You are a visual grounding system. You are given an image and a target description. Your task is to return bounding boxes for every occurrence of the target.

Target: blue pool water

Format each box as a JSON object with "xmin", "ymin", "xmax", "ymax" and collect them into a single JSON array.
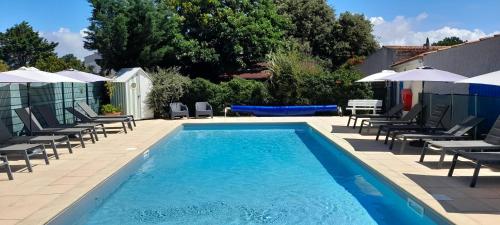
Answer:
[{"xmin": 78, "ymin": 123, "xmax": 447, "ymax": 225}]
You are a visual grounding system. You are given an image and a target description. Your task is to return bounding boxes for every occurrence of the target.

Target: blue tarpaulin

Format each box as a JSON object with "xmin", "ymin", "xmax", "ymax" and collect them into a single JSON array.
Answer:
[{"xmin": 231, "ymin": 105, "xmax": 338, "ymax": 116}]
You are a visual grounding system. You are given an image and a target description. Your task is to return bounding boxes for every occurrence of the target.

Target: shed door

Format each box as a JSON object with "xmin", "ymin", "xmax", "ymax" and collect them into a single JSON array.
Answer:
[{"xmin": 129, "ymin": 77, "xmax": 140, "ymax": 118}]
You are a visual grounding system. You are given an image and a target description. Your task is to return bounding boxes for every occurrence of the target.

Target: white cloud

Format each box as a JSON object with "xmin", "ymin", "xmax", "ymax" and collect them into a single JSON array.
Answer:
[
  {"xmin": 415, "ymin": 12, "xmax": 428, "ymax": 22},
  {"xmin": 370, "ymin": 13, "xmax": 500, "ymax": 46},
  {"xmin": 40, "ymin": 28, "xmax": 94, "ymax": 60}
]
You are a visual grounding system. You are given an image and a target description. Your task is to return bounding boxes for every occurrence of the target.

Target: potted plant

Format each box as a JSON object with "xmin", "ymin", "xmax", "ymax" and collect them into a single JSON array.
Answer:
[{"xmin": 101, "ymin": 104, "xmax": 122, "ymax": 116}]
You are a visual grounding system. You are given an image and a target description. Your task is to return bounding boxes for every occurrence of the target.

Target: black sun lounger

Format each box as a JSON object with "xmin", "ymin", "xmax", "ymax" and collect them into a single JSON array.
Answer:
[
  {"xmin": 347, "ymin": 103, "xmax": 403, "ymax": 128},
  {"xmin": 376, "ymin": 104, "xmax": 449, "ymax": 144},
  {"xmin": 448, "ymin": 152, "xmax": 500, "ymax": 187},
  {"xmin": 358, "ymin": 103, "xmax": 423, "ymax": 134},
  {"xmin": 424, "ymin": 115, "xmax": 500, "ymax": 170},
  {"xmin": 15, "ymin": 107, "xmax": 94, "ymax": 148},
  {"xmin": 390, "ymin": 116, "xmax": 483, "ymax": 154},
  {"xmin": 36, "ymin": 105, "xmax": 106, "ymax": 141},
  {"xmin": 0, "ymin": 119, "xmax": 72, "ymax": 159},
  {"xmin": 77, "ymin": 102, "xmax": 136, "ymax": 127},
  {"xmin": 66, "ymin": 107, "xmax": 132, "ymax": 133},
  {"xmin": 0, "ymin": 143, "xmax": 48, "ymax": 172}
]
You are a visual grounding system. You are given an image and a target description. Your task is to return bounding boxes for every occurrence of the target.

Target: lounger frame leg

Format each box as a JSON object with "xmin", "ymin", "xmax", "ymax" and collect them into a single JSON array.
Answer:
[
  {"xmin": 121, "ymin": 122, "xmax": 128, "ymax": 134},
  {"xmin": 470, "ymin": 162, "xmax": 482, "ymax": 187},
  {"xmin": 437, "ymin": 150, "xmax": 447, "ymax": 169},
  {"xmin": 347, "ymin": 116, "xmax": 352, "ymax": 127},
  {"xmin": 376, "ymin": 126, "xmax": 383, "ymax": 141},
  {"xmin": 89, "ymin": 131, "xmax": 96, "ymax": 144},
  {"xmin": 1, "ymin": 157, "xmax": 13, "ymax": 180},
  {"xmin": 102, "ymin": 125, "xmax": 107, "ymax": 138},
  {"xmin": 79, "ymin": 134, "xmax": 86, "ymax": 148},
  {"xmin": 41, "ymin": 146, "xmax": 49, "ymax": 165},
  {"xmin": 66, "ymin": 138, "xmax": 73, "ymax": 153},
  {"xmin": 358, "ymin": 120, "xmax": 365, "ymax": 133},
  {"xmin": 23, "ymin": 152, "xmax": 33, "ymax": 172},
  {"xmin": 353, "ymin": 117, "xmax": 358, "ymax": 129},
  {"xmin": 131, "ymin": 116, "xmax": 136, "ymax": 127},
  {"xmin": 448, "ymin": 154, "xmax": 459, "ymax": 177},
  {"xmin": 419, "ymin": 143, "xmax": 428, "ymax": 162},
  {"xmin": 92, "ymin": 128, "xmax": 99, "ymax": 141},
  {"xmin": 50, "ymin": 140, "xmax": 59, "ymax": 159}
]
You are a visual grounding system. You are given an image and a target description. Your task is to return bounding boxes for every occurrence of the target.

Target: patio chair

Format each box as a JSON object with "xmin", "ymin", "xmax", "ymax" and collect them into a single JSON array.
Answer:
[
  {"xmin": 66, "ymin": 107, "xmax": 131, "ymax": 133},
  {"xmin": 195, "ymin": 102, "xmax": 213, "ymax": 118},
  {"xmin": 347, "ymin": 103, "xmax": 403, "ymax": 128},
  {"xmin": 422, "ymin": 115, "xmax": 500, "ymax": 169},
  {"xmin": 376, "ymin": 104, "xmax": 449, "ymax": 144},
  {"xmin": 169, "ymin": 102, "xmax": 189, "ymax": 119},
  {"xmin": 358, "ymin": 103, "xmax": 423, "ymax": 134},
  {"xmin": 0, "ymin": 143, "xmax": 48, "ymax": 172},
  {"xmin": 0, "ymin": 119, "xmax": 72, "ymax": 159},
  {"xmin": 77, "ymin": 102, "xmax": 136, "ymax": 127},
  {"xmin": 0, "ymin": 155, "xmax": 13, "ymax": 180},
  {"xmin": 448, "ymin": 151, "xmax": 500, "ymax": 187},
  {"xmin": 15, "ymin": 107, "xmax": 94, "ymax": 148},
  {"xmin": 36, "ymin": 105, "xmax": 107, "ymax": 141},
  {"xmin": 390, "ymin": 116, "xmax": 483, "ymax": 153}
]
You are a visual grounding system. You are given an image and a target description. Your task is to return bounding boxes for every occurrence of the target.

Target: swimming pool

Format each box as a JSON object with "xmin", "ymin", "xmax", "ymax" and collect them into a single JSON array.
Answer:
[{"xmin": 53, "ymin": 123, "xmax": 449, "ymax": 225}]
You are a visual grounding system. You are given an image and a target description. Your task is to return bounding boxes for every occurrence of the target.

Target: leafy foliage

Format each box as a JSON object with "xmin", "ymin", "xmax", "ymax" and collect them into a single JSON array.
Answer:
[
  {"xmin": 35, "ymin": 54, "xmax": 88, "ymax": 72},
  {"xmin": 85, "ymin": 0, "xmax": 288, "ymax": 78},
  {"xmin": 100, "ymin": 103, "xmax": 121, "ymax": 113},
  {"xmin": 85, "ymin": 0, "xmax": 181, "ymax": 72},
  {"xmin": 332, "ymin": 12, "xmax": 378, "ymax": 67},
  {"xmin": 267, "ymin": 50, "xmax": 372, "ymax": 106},
  {"xmin": 0, "ymin": 21, "xmax": 58, "ymax": 69},
  {"xmin": 147, "ymin": 67, "xmax": 191, "ymax": 117},
  {"xmin": 432, "ymin": 36, "xmax": 465, "ymax": 46},
  {"xmin": 267, "ymin": 50, "xmax": 327, "ymax": 105},
  {"xmin": 276, "ymin": 1, "xmax": 378, "ymax": 68},
  {"xmin": 276, "ymin": 0, "xmax": 336, "ymax": 58},
  {"xmin": 0, "ymin": 60, "xmax": 8, "ymax": 72}
]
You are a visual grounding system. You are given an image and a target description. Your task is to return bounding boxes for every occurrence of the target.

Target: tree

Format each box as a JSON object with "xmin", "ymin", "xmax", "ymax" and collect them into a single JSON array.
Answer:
[
  {"xmin": 86, "ymin": 0, "xmax": 288, "ymax": 79},
  {"xmin": 332, "ymin": 12, "xmax": 378, "ymax": 67},
  {"xmin": 0, "ymin": 21, "xmax": 58, "ymax": 69},
  {"xmin": 160, "ymin": 0, "xmax": 288, "ymax": 78},
  {"xmin": 432, "ymin": 36, "xmax": 464, "ymax": 46},
  {"xmin": 35, "ymin": 54, "xmax": 89, "ymax": 72},
  {"xmin": 146, "ymin": 67, "xmax": 191, "ymax": 117},
  {"xmin": 276, "ymin": 1, "xmax": 377, "ymax": 68},
  {"xmin": 276, "ymin": 0, "xmax": 336, "ymax": 58},
  {"xmin": 85, "ymin": 0, "xmax": 181, "ymax": 73}
]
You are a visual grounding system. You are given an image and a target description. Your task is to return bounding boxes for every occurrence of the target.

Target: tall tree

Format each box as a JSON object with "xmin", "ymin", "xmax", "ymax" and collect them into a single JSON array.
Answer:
[
  {"xmin": 85, "ymin": 0, "xmax": 181, "ymax": 73},
  {"xmin": 35, "ymin": 54, "xmax": 89, "ymax": 72},
  {"xmin": 0, "ymin": 21, "xmax": 58, "ymax": 69},
  {"xmin": 432, "ymin": 36, "xmax": 465, "ymax": 46},
  {"xmin": 332, "ymin": 12, "xmax": 378, "ymax": 67},
  {"xmin": 160, "ymin": 0, "xmax": 288, "ymax": 78},
  {"xmin": 276, "ymin": 0, "xmax": 336, "ymax": 58}
]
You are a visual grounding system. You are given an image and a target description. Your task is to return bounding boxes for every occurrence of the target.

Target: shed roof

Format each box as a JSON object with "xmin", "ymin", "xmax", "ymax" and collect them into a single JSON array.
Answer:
[{"xmin": 114, "ymin": 67, "xmax": 150, "ymax": 82}]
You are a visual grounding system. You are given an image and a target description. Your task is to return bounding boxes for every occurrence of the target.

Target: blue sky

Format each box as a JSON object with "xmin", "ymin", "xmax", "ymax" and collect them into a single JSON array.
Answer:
[{"xmin": 1, "ymin": 0, "xmax": 499, "ymax": 59}]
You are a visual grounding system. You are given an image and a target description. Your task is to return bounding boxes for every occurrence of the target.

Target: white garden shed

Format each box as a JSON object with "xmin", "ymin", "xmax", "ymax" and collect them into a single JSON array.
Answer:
[{"xmin": 111, "ymin": 67, "xmax": 154, "ymax": 120}]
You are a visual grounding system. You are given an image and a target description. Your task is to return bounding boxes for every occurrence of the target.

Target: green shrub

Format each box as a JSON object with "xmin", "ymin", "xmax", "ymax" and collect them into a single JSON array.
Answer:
[
  {"xmin": 182, "ymin": 77, "xmax": 270, "ymax": 115},
  {"xmin": 221, "ymin": 78, "xmax": 270, "ymax": 106},
  {"xmin": 147, "ymin": 67, "xmax": 191, "ymax": 118},
  {"xmin": 100, "ymin": 104, "xmax": 120, "ymax": 114},
  {"xmin": 267, "ymin": 50, "xmax": 326, "ymax": 105},
  {"xmin": 182, "ymin": 78, "xmax": 221, "ymax": 114}
]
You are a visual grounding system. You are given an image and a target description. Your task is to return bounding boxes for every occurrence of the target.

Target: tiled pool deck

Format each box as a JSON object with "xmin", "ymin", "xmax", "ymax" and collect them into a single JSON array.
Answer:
[{"xmin": 1, "ymin": 117, "xmax": 499, "ymax": 224}]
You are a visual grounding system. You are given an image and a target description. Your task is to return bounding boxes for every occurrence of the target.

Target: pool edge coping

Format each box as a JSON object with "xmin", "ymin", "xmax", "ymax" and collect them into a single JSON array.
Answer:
[{"xmin": 19, "ymin": 120, "xmax": 473, "ymax": 225}]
